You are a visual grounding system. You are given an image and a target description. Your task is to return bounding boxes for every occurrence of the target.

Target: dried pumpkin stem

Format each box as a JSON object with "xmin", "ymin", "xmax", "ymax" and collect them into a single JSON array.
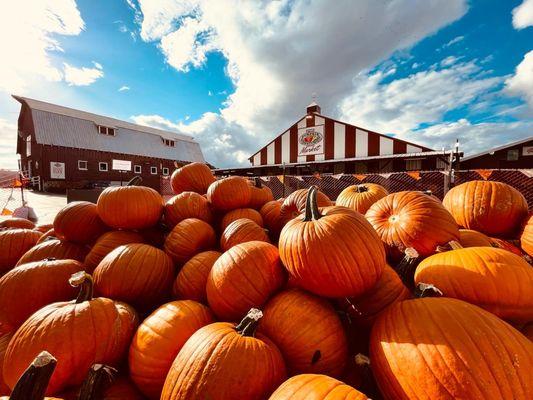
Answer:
[
  {"xmin": 448, "ymin": 240, "xmax": 463, "ymax": 250},
  {"xmin": 127, "ymin": 176, "xmax": 143, "ymax": 186},
  {"xmin": 415, "ymin": 282, "xmax": 443, "ymax": 298},
  {"xmin": 77, "ymin": 364, "xmax": 117, "ymax": 400},
  {"xmin": 254, "ymin": 177, "xmax": 263, "ymax": 188},
  {"xmin": 395, "ymin": 247, "xmax": 420, "ymax": 288},
  {"xmin": 303, "ymin": 186, "xmax": 322, "ymax": 221},
  {"xmin": 10, "ymin": 351, "xmax": 57, "ymax": 400},
  {"xmin": 356, "ymin": 185, "xmax": 368, "ymax": 193},
  {"xmin": 235, "ymin": 308, "xmax": 263, "ymax": 337},
  {"xmin": 70, "ymin": 271, "xmax": 94, "ymax": 303}
]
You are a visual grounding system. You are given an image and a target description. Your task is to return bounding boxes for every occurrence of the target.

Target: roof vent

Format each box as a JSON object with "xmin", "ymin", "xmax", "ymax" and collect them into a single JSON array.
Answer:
[{"xmin": 306, "ymin": 101, "xmax": 321, "ymax": 115}]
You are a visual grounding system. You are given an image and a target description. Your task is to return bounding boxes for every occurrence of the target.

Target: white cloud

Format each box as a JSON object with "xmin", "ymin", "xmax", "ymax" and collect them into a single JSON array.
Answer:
[
  {"xmin": 441, "ymin": 55, "xmax": 459, "ymax": 66},
  {"xmin": 119, "ymin": 85, "xmax": 131, "ymax": 92},
  {"xmin": 63, "ymin": 62, "xmax": 104, "ymax": 86},
  {"xmin": 444, "ymin": 35, "xmax": 464, "ymax": 47},
  {"xmin": 512, "ymin": 0, "xmax": 533, "ymax": 29},
  {"xmin": 505, "ymin": 50, "xmax": 533, "ymax": 111}
]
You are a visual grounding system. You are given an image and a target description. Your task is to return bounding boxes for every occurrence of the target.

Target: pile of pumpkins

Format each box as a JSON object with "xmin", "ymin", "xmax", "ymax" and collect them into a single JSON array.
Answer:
[{"xmin": 0, "ymin": 161, "xmax": 532, "ymax": 400}]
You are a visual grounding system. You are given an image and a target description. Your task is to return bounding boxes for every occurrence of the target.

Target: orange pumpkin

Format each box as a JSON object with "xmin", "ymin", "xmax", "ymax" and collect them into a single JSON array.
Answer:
[
  {"xmin": 458, "ymin": 229, "xmax": 493, "ymax": 247},
  {"xmin": 370, "ymin": 297, "xmax": 533, "ymax": 399},
  {"xmin": 220, "ymin": 208, "xmax": 263, "ymax": 232},
  {"xmin": 207, "ymin": 176, "xmax": 251, "ymax": 211},
  {"xmin": 207, "ymin": 241, "xmax": 286, "ymax": 320},
  {"xmin": 161, "ymin": 309, "xmax": 286, "ymax": 400},
  {"xmin": 3, "ymin": 272, "xmax": 138, "ymax": 395},
  {"xmin": 248, "ymin": 178, "xmax": 274, "ymax": 209},
  {"xmin": 220, "ymin": 218, "xmax": 270, "ymax": 251},
  {"xmin": 0, "ymin": 332, "xmax": 12, "ymax": 395},
  {"xmin": 366, "ymin": 191, "xmax": 459, "ymax": 257},
  {"xmin": 279, "ymin": 187, "xmax": 385, "ymax": 298},
  {"xmin": 0, "ymin": 229, "xmax": 42, "ymax": 273},
  {"xmin": 172, "ymin": 251, "xmax": 221, "ymax": 303},
  {"xmin": 489, "ymin": 237, "xmax": 523, "ymax": 256},
  {"xmin": 34, "ymin": 223, "xmax": 53, "ymax": 233},
  {"xmin": 84, "ymin": 230, "xmax": 144, "ymax": 272},
  {"xmin": 93, "ymin": 244, "xmax": 175, "ymax": 310},
  {"xmin": 336, "ymin": 184, "xmax": 388, "ymax": 214},
  {"xmin": 36, "ymin": 228, "xmax": 57, "ymax": 244},
  {"xmin": 279, "ymin": 189, "xmax": 332, "ymax": 224},
  {"xmin": 259, "ymin": 289, "xmax": 348, "ymax": 377},
  {"xmin": 0, "ymin": 217, "xmax": 35, "ymax": 230},
  {"xmin": 164, "ymin": 192, "xmax": 213, "ymax": 228},
  {"xmin": 521, "ymin": 214, "xmax": 533, "ymax": 257},
  {"xmin": 260, "ymin": 200, "xmax": 284, "ymax": 238},
  {"xmin": 16, "ymin": 239, "xmax": 89, "ymax": 266},
  {"xmin": 53, "ymin": 201, "xmax": 107, "ymax": 244},
  {"xmin": 443, "ymin": 180, "xmax": 528, "ymax": 237},
  {"xmin": 170, "ymin": 162, "xmax": 215, "ymax": 195},
  {"xmin": 268, "ymin": 374, "xmax": 368, "ymax": 400},
  {"xmin": 129, "ymin": 300, "xmax": 214, "ymax": 399},
  {"xmin": 164, "ymin": 218, "xmax": 216, "ymax": 264}
]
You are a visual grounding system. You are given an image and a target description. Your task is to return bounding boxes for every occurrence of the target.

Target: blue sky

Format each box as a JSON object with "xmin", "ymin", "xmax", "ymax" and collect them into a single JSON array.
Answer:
[{"xmin": 0, "ymin": 0, "xmax": 532, "ymax": 169}]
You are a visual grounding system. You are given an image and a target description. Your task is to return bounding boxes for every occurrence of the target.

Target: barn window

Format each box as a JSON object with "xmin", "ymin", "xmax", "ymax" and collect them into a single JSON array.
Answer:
[
  {"xmin": 406, "ymin": 159, "xmax": 422, "ymax": 171},
  {"xmin": 163, "ymin": 139, "xmax": 175, "ymax": 147},
  {"xmin": 98, "ymin": 126, "xmax": 116, "ymax": 136},
  {"xmin": 162, "ymin": 167, "xmax": 170, "ymax": 176},
  {"xmin": 134, "ymin": 165, "xmax": 142, "ymax": 174},
  {"xmin": 99, "ymin": 162, "xmax": 108, "ymax": 172},
  {"xmin": 78, "ymin": 160, "xmax": 88, "ymax": 170},
  {"xmin": 26, "ymin": 136, "xmax": 31, "ymax": 156},
  {"xmin": 150, "ymin": 166, "xmax": 158, "ymax": 175}
]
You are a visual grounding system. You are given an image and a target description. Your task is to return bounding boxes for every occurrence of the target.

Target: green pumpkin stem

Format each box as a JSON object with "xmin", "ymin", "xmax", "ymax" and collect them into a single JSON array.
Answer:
[
  {"xmin": 395, "ymin": 247, "xmax": 420, "ymax": 288},
  {"xmin": 356, "ymin": 185, "xmax": 368, "ymax": 193},
  {"xmin": 303, "ymin": 186, "xmax": 322, "ymax": 221},
  {"xmin": 127, "ymin": 176, "xmax": 143, "ymax": 186},
  {"xmin": 70, "ymin": 271, "xmax": 94, "ymax": 303},
  {"xmin": 77, "ymin": 364, "xmax": 117, "ymax": 400},
  {"xmin": 9, "ymin": 351, "xmax": 57, "ymax": 400},
  {"xmin": 235, "ymin": 308, "xmax": 263, "ymax": 337},
  {"xmin": 415, "ymin": 282, "xmax": 443, "ymax": 298}
]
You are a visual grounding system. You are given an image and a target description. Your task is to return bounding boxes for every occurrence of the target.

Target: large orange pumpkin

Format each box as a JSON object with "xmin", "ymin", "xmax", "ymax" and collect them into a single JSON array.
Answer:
[
  {"xmin": 220, "ymin": 208, "xmax": 263, "ymax": 232},
  {"xmin": 260, "ymin": 200, "xmax": 284, "ymax": 238},
  {"xmin": 366, "ymin": 191, "xmax": 459, "ymax": 257},
  {"xmin": 279, "ymin": 188, "xmax": 332, "ymax": 224},
  {"xmin": 3, "ymin": 272, "xmax": 138, "ymax": 395},
  {"xmin": 220, "ymin": 218, "xmax": 270, "ymax": 251},
  {"xmin": 458, "ymin": 229, "xmax": 493, "ymax": 247},
  {"xmin": 0, "ymin": 332, "xmax": 12, "ymax": 395},
  {"xmin": 161, "ymin": 308, "xmax": 286, "ymax": 400},
  {"xmin": 259, "ymin": 289, "xmax": 348, "ymax": 377},
  {"xmin": 521, "ymin": 214, "xmax": 533, "ymax": 257},
  {"xmin": 207, "ymin": 177, "xmax": 251, "ymax": 211},
  {"xmin": 170, "ymin": 162, "xmax": 215, "ymax": 194},
  {"xmin": 93, "ymin": 244, "xmax": 174, "ymax": 310},
  {"xmin": 443, "ymin": 180, "xmax": 528, "ymax": 237},
  {"xmin": 248, "ymin": 178, "xmax": 274, "ymax": 210},
  {"xmin": 172, "ymin": 251, "xmax": 221, "ymax": 303},
  {"xmin": 336, "ymin": 183, "xmax": 388, "ymax": 214},
  {"xmin": 129, "ymin": 300, "xmax": 214, "ymax": 399},
  {"xmin": 16, "ymin": 239, "xmax": 89, "ymax": 266},
  {"xmin": 53, "ymin": 201, "xmax": 107, "ymax": 244},
  {"xmin": 207, "ymin": 241, "xmax": 286, "ymax": 320},
  {"xmin": 164, "ymin": 192, "xmax": 213, "ymax": 228},
  {"xmin": 164, "ymin": 218, "xmax": 216, "ymax": 264},
  {"xmin": 268, "ymin": 374, "xmax": 368, "ymax": 400},
  {"xmin": 0, "ymin": 259, "xmax": 81, "ymax": 332},
  {"xmin": 84, "ymin": 230, "xmax": 144, "ymax": 272},
  {"xmin": 279, "ymin": 187, "xmax": 385, "ymax": 298},
  {"xmin": 0, "ymin": 217, "xmax": 35, "ymax": 230},
  {"xmin": 0, "ymin": 229, "xmax": 42, "ymax": 273},
  {"xmin": 414, "ymin": 246, "xmax": 533, "ymax": 323},
  {"xmin": 370, "ymin": 297, "xmax": 533, "ymax": 399}
]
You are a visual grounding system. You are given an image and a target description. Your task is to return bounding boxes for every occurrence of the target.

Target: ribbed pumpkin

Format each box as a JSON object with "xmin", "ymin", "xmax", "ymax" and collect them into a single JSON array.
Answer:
[
  {"xmin": 97, "ymin": 181, "xmax": 163, "ymax": 229},
  {"xmin": 259, "ymin": 289, "xmax": 348, "ymax": 377},
  {"xmin": 260, "ymin": 200, "xmax": 284, "ymax": 237},
  {"xmin": 279, "ymin": 188, "xmax": 332, "ymax": 224},
  {"xmin": 336, "ymin": 184, "xmax": 388, "ymax": 214},
  {"xmin": 36, "ymin": 228, "xmax": 57, "ymax": 244},
  {"xmin": 207, "ymin": 177, "xmax": 251, "ymax": 211},
  {"xmin": 34, "ymin": 223, "xmax": 53, "ymax": 233},
  {"xmin": 414, "ymin": 246, "xmax": 533, "ymax": 323},
  {"xmin": 16, "ymin": 239, "xmax": 89, "ymax": 266},
  {"xmin": 268, "ymin": 374, "xmax": 368, "ymax": 400},
  {"xmin": 521, "ymin": 214, "xmax": 533, "ymax": 257},
  {"xmin": 207, "ymin": 241, "xmax": 285, "ymax": 320},
  {"xmin": 53, "ymin": 201, "xmax": 107, "ymax": 244},
  {"xmin": 0, "ymin": 229, "xmax": 42, "ymax": 273},
  {"xmin": 84, "ymin": 230, "xmax": 144, "ymax": 272},
  {"xmin": 248, "ymin": 178, "xmax": 274, "ymax": 209},
  {"xmin": 279, "ymin": 187, "xmax": 385, "ymax": 298},
  {"xmin": 220, "ymin": 218, "xmax": 270, "ymax": 251},
  {"xmin": 93, "ymin": 244, "xmax": 174, "ymax": 310},
  {"xmin": 3, "ymin": 272, "xmax": 138, "ymax": 395},
  {"xmin": 0, "ymin": 332, "xmax": 12, "ymax": 395},
  {"xmin": 170, "ymin": 162, "xmax": 215, "ymax": 194},
  {"xmin": 458, "ymin": 229, "xmax": 493, "ymax": 247},
  {"xmin": 370, "ymin": 297, "xmax": 533, "ymax": 399},
  {"xmin": 443, "ymin": 180, "xmax": 528, "ymax": 236},
  {"xmin": 161, "ymin": 309, "xmax": 286, "ymax": 400},
  {"xmin": 0, "ymin": 217, "xmax": 35, "ymax": 230},
  {"xmin": 164, "ymin": 218, "xmax": 216, "ymax": 264},
  {"xmin": 0, "ymin": 259, "xmax": 81, "ymax": 332},
  {"xmin": 172, "ymin": 251, "xmax": 221, "ymax": 303},
  {"xmin": 366, "ymin": 191, "xmax": 459, "ymax": 257},
  {"xmin": 129, "ymin": 300, "xmax": 214, "ymax": 399},
  {"xmin": 220, "ymin": 208, "xmax": 263, "ymax": 232},
  {"xmin": 164, "ymin": 192, "xmax": 213, "ymax": 227}
]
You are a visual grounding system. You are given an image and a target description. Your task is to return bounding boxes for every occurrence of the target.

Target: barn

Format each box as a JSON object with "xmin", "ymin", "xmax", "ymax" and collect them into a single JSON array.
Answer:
[
  {"xmin": 461, "ymin": 136, "xmax": 533, "ymax": 170},
  {"xmin": 13, "ymin": 95, "xmax": 205, "ymax": 191}
]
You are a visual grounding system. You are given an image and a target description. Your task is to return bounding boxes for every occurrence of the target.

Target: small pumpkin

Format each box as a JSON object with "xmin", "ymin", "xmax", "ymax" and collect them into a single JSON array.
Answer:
[
  {"xmin": 53, "ymin": 201, "xmax": 107, "ymax": 244},
  {"xmin": 248, "ymin": 178, "xmax": 274, "ymax": 209},
  {"xmin": 279, "ymin": 189, "xmax": 332, "ymax": 224},
  {"xmin": 220, "ymin": 208, "xmax": 263, "ymax": 232},
  {"xmin": 0, "ymin": 217, "xmax": 35, "ymax": 230},
  {"xmin": 164, "ymin": 192, "xmax": 213, "ymax": 228},
  {"xmin": 458, "ymin": 229, "xmax": 493, "ymax": 247},
  {"xmin": 521, "ymin": 214, "xmax": 533, "ymax": 257},
  {"xmin": 170, "ymin": 162, "xmax": 215, "ymax": 195},
  {"xmin": 220, "ymin": 218, "xmax": 270, "ymax": 251},
  {"xmin": 0, "ymin": 332, "xmax": 12, "ymax": 395},
  {"xmin": 336, "ymin": 183, "xmax": 388, "ymax": 214},
  {"xmin": 207, "ymin": 177, "xmax": 251, "ymax": 211},
  {"xmin": 268, "ymin": 374, "xmax": 368, "ymax": 400},
  {"xmin": 172, "ymin": 251, "xmax": 221, "ymax": 303},
  {"xmin": 260, "ymin": 200, "xmax": 284, "ymax": 238},
  {"xmin": 84, "ymin": 230, "xmax": 144, "ymax": 272},
  {"xmin": 16, "ymin": 239, "xmax": 89, "ymax": 266},
  {"xmin": 164, "ymin": 218, "xmax": 216, "ymax": 264},
  {"xmin": 0, "ymin": 229, "xmax": 42, "ymax": 273}
]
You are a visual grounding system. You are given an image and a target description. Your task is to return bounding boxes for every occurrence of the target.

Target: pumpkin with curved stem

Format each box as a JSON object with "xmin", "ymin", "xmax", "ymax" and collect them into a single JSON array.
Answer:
[
  {"xmin": 36, "ymin": 228, "xmax": 57, "ymax": 244},
  {"xmin": 260, "ymin": 200, "xmax": 284, "ymax": 238},
  {"xmin": 207, "ymin": 241, "xmax": 285, "ymax": 320},
  {"xmin": 0, "ymin": 229, "xmax": 42, "ymax": 273},
  {"xmin": 16, "ymin": 239, "xmax": 89, "ymax": 266},
  {"xmin": 521, "ymin": 214, "xmax": 533, "ymax": 257},
  {"xmin": 164, "ymin": 192, "xmax": 213, "ymax": 228},
  {"xmin": 161, "ymin": 308, "xmax": 286, "ymax": 400},
  {"xmin": 268, "ymin": 374, "xmax": 368, "ymax": 400},
  {"xmin": 370, "ymin": 297, "xmax": 533, "ymax": 399},
  {"xmin": 164, "ymin": 218, "xmax": 216, "ymax": 264},
  {"xmin": 0, "ymin": 217, "xmax": 35, "ymax": 230},
  {"xmin": 129, "ymin": 300, "xmax": 214, "ymax": 399},
  {"xmin": 458, "ymin": 229, "xmax": 493, "ymax": 247},
  {"xmin": 248, "ymin": 178, "xmax": 274, "ymax": 209},
  {"xmin": 84, "ymin": 230, "xmax": 144, "ymax": 272},
  {"xmin": 366, "ymin": 191, "xmax": 459, "ymax": 258},
  {"xmin": 220, "ymin": 218, "xmax": 270, "ymax": 251},
  {"xmin": 414, "ymin": 246, "xmax": 533, "ymax": 323},
  {"xmin": 220, "ymin": 208, "xmax": 263, "ymax": 232},
  {"xmin": 489, "ymin": 237, "xmax": 523, "ymax": 256},
  {"xmin": 443, "ymin": 180, "xmax": 528, "ymax": 236},
  {"xmin": 93, "ymin": 244, "xmax": 174, "ymax": 310},
  {"xmin": 279, "ymin": 188, "xmax": 332, "ymax": 224},
  {"xmin": 170, "ymin": 162, "xmax": 215, "ymax": 195},
  {"xmin": 3, "ymin": 271, "xmax": 138, "ymax": 395},
  {"xmin": 259, "ymin": 289, "xmax": 348, "ymax": 377},
  {"xmin": 0, "ymin": 332, "xmax": 12, "ymax": 395},
  {"xmin": 207, "ymin": 176, "xmax": 251, "ymax": 211},
  {"xmin": 336, "ymin": 183, "xmax": 388, "ymax": 214},
  {"xmin": 53, "ymin": 201, "xmax": 107, "ymax": 244},
  {"xmin": 172, "ymin": 251, "xmax": 221, "ymax": 302},
  {"xmin": 279, "ymin": 187, "xmax": 385, "ymax": 298}
]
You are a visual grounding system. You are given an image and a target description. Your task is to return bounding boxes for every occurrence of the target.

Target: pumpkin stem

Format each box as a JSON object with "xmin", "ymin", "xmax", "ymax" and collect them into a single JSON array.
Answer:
[
  {"xmin": 356, "ymin": 185, "xmax": 368, "ymax": 193},
  {"xmin": 70, "ymin": 271, "xmax": 94, "ymax": 303},
  {"xmin": 254, "ymin": 177, "xmax": 263, "ymax": 188},
  {"xmin": 127, "ymin": 176, "xmax": 143, "ymax": 186},
  {"xmin": 77, "ymin": 364, "xmax": 117, "ymax": 400},
  {"xmin": 9, "ymin": 351, "xmax": 57, "ymax": 400},
  {"xmin": 235, "ymin": 308, "xmax": 263, "ymax": 337},
  {"xmin": 421, "ymin": 190, "xmax": 433, "ymax": 196},
  {"xmin": 353, "ymin": 353, "xmax": 381, "ymax": 399},
  {"xmin": 303, "ymin": 186, "xmax": 322, "ymax": 221},
  {"xmin": 395, "ymin": 247, "xmax": 420, "ymax": 288},
  {"xmin": 448, "ymin": 240, "xmax": 463, "ymax": 250},
  {"xmin": 415, "ymin": 282, "xmax": 443, "ymax": 298}
]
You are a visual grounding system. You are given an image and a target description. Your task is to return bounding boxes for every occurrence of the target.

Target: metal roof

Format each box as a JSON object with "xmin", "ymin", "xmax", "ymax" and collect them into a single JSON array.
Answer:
[
  {"xmin": 461, "ymin": 135, "xmax": 533, "ymax": 161},
  {"xmin": 13, "ymin": 95, "xmax": 205, "ymax": 162}
]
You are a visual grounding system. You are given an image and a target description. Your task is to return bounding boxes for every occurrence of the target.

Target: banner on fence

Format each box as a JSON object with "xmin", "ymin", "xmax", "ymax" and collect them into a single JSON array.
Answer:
[
  {"xmin": 474, "ymin": 169, "xmax": 493, "ymax": 180},
  {"xmin": 353, "ymin": 174, "xmax": 366, "ymax": 181},
  {"xmin": 407, "ymin": 171, "xmax": 421, "ymax": 180}
]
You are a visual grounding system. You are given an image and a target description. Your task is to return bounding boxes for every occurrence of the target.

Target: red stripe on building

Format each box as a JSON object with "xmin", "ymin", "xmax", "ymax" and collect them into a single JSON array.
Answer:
[
  {"xmin": 274, "ymin": 136, "xmax": 282, "ymax": 164},
  {"xmin": 393, "ymin": 139, "xmax": 407, "ymax": 154},
  {"xmin": 289, "ymin": 124, "xmax": 298, "ymax": 163},
  {"xmin": 368, "ymin": 133, "xmax": 380, "ymax": 156},
  {"xmin": 260, "ymin": 147, "xmax": 267, "ymax": 165},
  {"xmin": 345, "ymin": 125, "xmax": 355, "ymax": 158},
  {"xmin": 325, "ymin": 118, "xmax": 335, "ymax": 159}
]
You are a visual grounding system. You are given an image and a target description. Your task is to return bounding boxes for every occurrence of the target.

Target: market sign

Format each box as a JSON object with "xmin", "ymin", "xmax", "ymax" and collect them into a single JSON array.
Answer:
[
  {"xmin": 523, "ymin": 146, "xmax": 533, "ymax": 156},
  {"xmin": 50, "ymin": 162, "xmax": 65, "ymax": 179},
  {"xmin": 112, "ymin": 159, "xmax": 132, "ymax": 171},
  {"xmin": 297, "ymin": 125, "xmax": 324, "ymax": 156}
]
